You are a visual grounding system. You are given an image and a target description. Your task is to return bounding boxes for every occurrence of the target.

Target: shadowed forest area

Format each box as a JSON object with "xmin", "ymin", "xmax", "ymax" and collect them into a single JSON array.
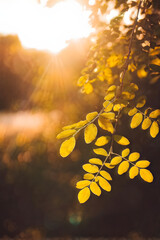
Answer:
[{"xmin": 0, "ymin": 0, "xmax": 160, "ymax": 239}]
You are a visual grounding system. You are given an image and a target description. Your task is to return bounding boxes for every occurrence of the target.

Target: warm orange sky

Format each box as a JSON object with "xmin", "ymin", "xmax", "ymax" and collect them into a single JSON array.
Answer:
[{"xmin": 0, "ymin": 0, "xmax": 93, "ymax": 53}]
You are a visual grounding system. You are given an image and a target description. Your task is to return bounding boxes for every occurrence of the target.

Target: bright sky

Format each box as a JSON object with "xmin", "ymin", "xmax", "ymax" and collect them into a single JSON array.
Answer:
[{"xmin": 0, "ymin": 0, "xmax": 93, "ymax": 53}]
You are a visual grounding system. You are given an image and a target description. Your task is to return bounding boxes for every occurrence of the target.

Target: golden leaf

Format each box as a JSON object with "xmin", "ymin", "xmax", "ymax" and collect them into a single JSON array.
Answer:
[
  {"xmin": 77, "ymin": 75, "xmax": 87, "ymax": 87},
  {"xmin": 84, "ymin": 123, "xmax": 98, "ymax": 144},
  {"xmin": 107, "ymin": 85, "xmax": 116, "ymax": 92},
  {"xmin": 136, "ymin": 160, "xmax": 150, "ymax": 168},
  {"xmin": 150, "ymin": 121, "xmax": 159, "ymax": 138},
  {"xmin": 76, "ymin": 180, "xmax": 90, "ymax": 189},
  {"xmin": 83, "ymin": 163, "xmax": 99, "ymax": 173},
  {"xmin": 142, "ymin": 117, "xmax": 152, "ymax": 130},
  {"xmin": 95, "ymin": 136, "xmax": 111, "ymax": 146},
  {"xmin": 104, "ymin": 92, "xmax": 115, "ymax": 101},
  {"xmin": 100, "ymin": 170, "xmax": 112, "ymax": 180},
  {"xmin": 89, "ymin": 158, "xmax": 103, "ymax": 165},
  {"xmin": 83, "ymin": 173, "xmax": 94, "ymax": 180},
  {"xmin": 129, "ymin": 166, "xmax": 139, "ymax": 179},
  {"xmin": 140, "ymin": 169, "xmax": 153, "ymax": 183},
  {"xmin": 110, "ymin": 156, "xmax": 122, "ymax": 165},
  {"xmin": 105, "ymin": 163, "xmax": 115, "ymax": 169},
  {"xmin": 136, "ymin": 96, "xmax": 146, "ymax": 108},
  {"xmin": 98, "ymin": 116, "xmax": 114, "ymax": 133},
  {"xmin": 130, "ymin": 113, "xmax": 143, "ymax": 129},
  {"xmin": 98, "ymin": 176, "xmax": 111, "ymax": 192},
  {"xmin": 84, "ymin": 83, "xmax": 93, "ymax": 94},
  {"xmin": 114, "ymin": 135, "xmax": 130, "ymax": 145},
  {"xmin": 121, "ymin": 148, "xmax": 130, "ymax": 158},
  {"xmin": 56, "ymin": 129, "xmax": 76, "ymax": 139},
  {"xmin": 128, "ymin": 107, "xmax": 137, "ymax": 116},
  {"xmin": 129, "ymin": 152, "xmax": 140, "ymax": 162},
  {"xmin": 60, "ymin": 137, "xmax": 76, "ymax": 158},
  {"xmin": 86, "ymin": 112, "xmax": 98, "ymax": 122},
  {"xmin": 90, "ymin": 182, "xmax": 101, "ymax": 196},
  {"xmin": 149, "ymin": 109, "xmax": 160, "ymax": 118},
  {"xmin": 93, "ymin": 148, "xmax": 108, "ymax": 156},
  {"xmin": 101, "ymin": 112, "xmax": 115, "ymax": 120},
  {"xmin": 118, "ymin": 161, "xmax": 129, "ymax": 175},
  {"xmin": 78, "ymin": 187, "xmax": 90, "ymax": 203}
]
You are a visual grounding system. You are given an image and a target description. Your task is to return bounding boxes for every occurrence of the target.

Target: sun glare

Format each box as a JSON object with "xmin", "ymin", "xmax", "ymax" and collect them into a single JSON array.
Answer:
[{"xmin": 0, "ymin": 0, "xmax": 93, "ymax": 53}]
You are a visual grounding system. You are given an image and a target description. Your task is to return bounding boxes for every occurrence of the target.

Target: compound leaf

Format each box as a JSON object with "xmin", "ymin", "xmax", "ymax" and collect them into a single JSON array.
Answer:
[
  {"xmin": 98, "ymin": 176, "xmax": 111, "ymax": 192},
  {"xmin": 110, "ymin": 156, "xmax": 122, "ymax": 165},
  {"xmin": 84, "ymin": 123, "xmax": 98, "ymax": 144},
  {"xmin": 142, "ymin": 117, "xmax": 152, "ymax": 130},
  {"xmin": 56, "ymin": 129, "xmax": 76, "ymax": 139},
  {"xmin": 140, "ymin": 169, "xmax": 153, "ymax": 183},
  {"xmin": 129, "ymin": 152, "xmax": 140, "ymax": 162},
  {"xmin": 122, "ymin": 148, "xmax": 130, "ymax": 158},
  {"xmin": 83, "ymin": 163, "xmax": 99, "ymax": 173},
  {"xmin": 86, "ymin": 112, "xmax": 98, "ymax": 121},
  {"xmin": 95, "ymin": 136, "xmax": 111, "ymax": 146},
  {"xmin": 76, "ymin": 180, "xmax": 90, "ymax": 189},
  {"xmin": 130, "ymin": 113, "xmax": 143, "ymax": 128},
  {"xmin": 90, "ymin": 182, "xmax": 101, "ymax": 196},
  {"xmin": 129, "ymin": 166, "xmax": 139, "ymax": 179},
  {"xmin": 136, "ymin": 160, "xmax": 150, "ymax": 168},
  {"xmin": 100, "ymin": 170, "xmax": 112, "ymax": 180},
  {"xmin": 78, "ymin": 187, "xmax": 90, "ymax": 203},
  {"xmin": 93, "ymin": 148, "xmax": 108, "ymax": 156},
  {"xmin": 118, "ymin": 161, "xmax": 129, "ymax": 175},
  {"xmin": 150, "ymin": 121, "xmax": 159, "ymax": 138},
  {"xmin": 89, "ymin": 158, "xmax": 103, "ymax": 165},
  {"xmin": 114, "ymin": 135, "xmax": 130, "ymax": 145},
  {"xmin": 60, "ymin": 137, "xmax": 76, "ymax": 158}
]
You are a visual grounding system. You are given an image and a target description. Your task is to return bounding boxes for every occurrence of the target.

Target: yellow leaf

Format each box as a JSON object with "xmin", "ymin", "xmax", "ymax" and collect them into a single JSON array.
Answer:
[
  {"xmin": 149, "ymin": 109, "xmax": 160, "ymax": 118},
  {"xmin": 98, "ymin": 176, "xmax": 111, "ymax": 192},
  {"xmin": 90, "ymin": 182, "xmax": 101, "ymax": 196},
  {"xmin": 137, "ymin": 66, "xmax": 148, "ymax": 78},
  {"xmin": 95, "ymin": 136, "xmax": 111, "ymax": 146},
  {"xmin": 104, "ymin": 103, "xmax": 113, "ymax": 112},
  {"xmin": 122, "ymin": 91, "xmax": 135, "ymax": 100},
  {"xmin": 136, "ymin": 96, "xmax": 146, "ymax": 108},
  {"xmin": 142, "ymin": 117, "xmax": 152, "ymax": 130},
  {"xmin": 107, "ymin": 85, "xmax": 116, "ymax": 92},
  {"xmin": 56, "ymin": 129, "xmax": 76, "ymax": 139},
  {"xmin": 136, "ymin": 160, "xmax": 150, "ymax": 168},
  {"xmin": 76, "ymin": 180, "xmax": 90, "ymax": 189},
  {"xmin": 128, "ymin": 108, "xmax": 137, "ymax": 116},
  {"xmin": 101, "ymin": 112, "xmax": 115, "ymax": 120},
  {"xmin": 129, "ymin": 166, "xmax": 139, "ymax": 179},
  {"xmin": 60, "ymin": 137, "xmax": 76, "ymax": 158},
  {"xmin": 130, "ymin": 83, "xmax": 139, "ymax": 91},
  {"xmin": 78, "ymin": 187, "xmax": 90, "ymax": 203},
  {"xmin": 104, "ymin": 92, "xmax": 115, "ymax": 101},
  {"xmin": 105, "ymin": 163, "xmax": 115, "ymax": 169},
  {"xmin": 150, "ymin": 121, "xmax": 159, "ymax": 138},
  {"xmin": 93, "ymin": 148, "xmax": 108, "ymax": 156},
  {"xmin": 100, "ymin": 170, "xmax": 112, "ymax": 180},
  {"xmin": 83, "ymin": 173, "xmax": 94, "ymax": 180},
  {"xmin": 77, "ymin": 75, "xmax": 87, "ymax": 86},
  {"xmin": 83, "ymin": 163, "xmax": 99, "ymax": 173},
  {"xmin": 129, "ymin": 152, "xmax": 140, "ymax": 162},
  {"xmin": 86, "ymin": 112, "xmax": 98, "ymax": 122},
  {"xmin": 110, "ymin": 156, "xmax": 122, "ymax": 165},
  {"xmin": 113, "ymin": 104, "xmax": 122, "ymax": 112},
  {"xmin": 130, "ymin": 113, "xmax": 143, "ymax": 129},
  {"xmin": 118, "ymin": 161, "xmax": 129, "ymax": 175},
  {"xmin": 98, "ymin": 116, "xmax": 114, "ymax": 133},
  {"xmin": 84, "ymin": 83, "xmax": 93, "ymax": 94},
  {"xmin": 140, "ymin": 169, "xmax": 153, "ymax": 183},
  {"xmin": 114, "ymin": 135, "xmax": 130, "ymax": 145},
  {"xmin": 122, "ymin": 148, "xmax": 130, "ymax": 158},
  {"xmin": 63, "ymin": 120, "xmax": 87, "ymax": 130},
  {"xmin": 89, "ymin": 158, "xmax": 103, "ymax": 165},
  {"xmin": 84, "ymin": 123, "xmax": 98, "ymax": 144}
]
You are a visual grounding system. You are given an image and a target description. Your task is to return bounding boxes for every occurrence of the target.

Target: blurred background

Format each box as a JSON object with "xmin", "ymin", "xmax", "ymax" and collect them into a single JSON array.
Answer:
[{"xmin": 0, "ymin": 0, "xmax": 160, "ymax": 239}]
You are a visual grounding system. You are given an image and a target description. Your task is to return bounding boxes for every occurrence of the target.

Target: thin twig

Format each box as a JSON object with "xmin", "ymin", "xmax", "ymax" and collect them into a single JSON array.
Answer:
[{"xmin": 120, "ymin": 0, "xmax": 143, "ymax": 91}]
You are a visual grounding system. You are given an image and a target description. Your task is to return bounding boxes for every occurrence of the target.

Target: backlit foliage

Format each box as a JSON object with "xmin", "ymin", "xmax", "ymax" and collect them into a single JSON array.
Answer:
[{"xmin": 57, "ymin": 0, "xmax": 160, "ymax": 203}]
